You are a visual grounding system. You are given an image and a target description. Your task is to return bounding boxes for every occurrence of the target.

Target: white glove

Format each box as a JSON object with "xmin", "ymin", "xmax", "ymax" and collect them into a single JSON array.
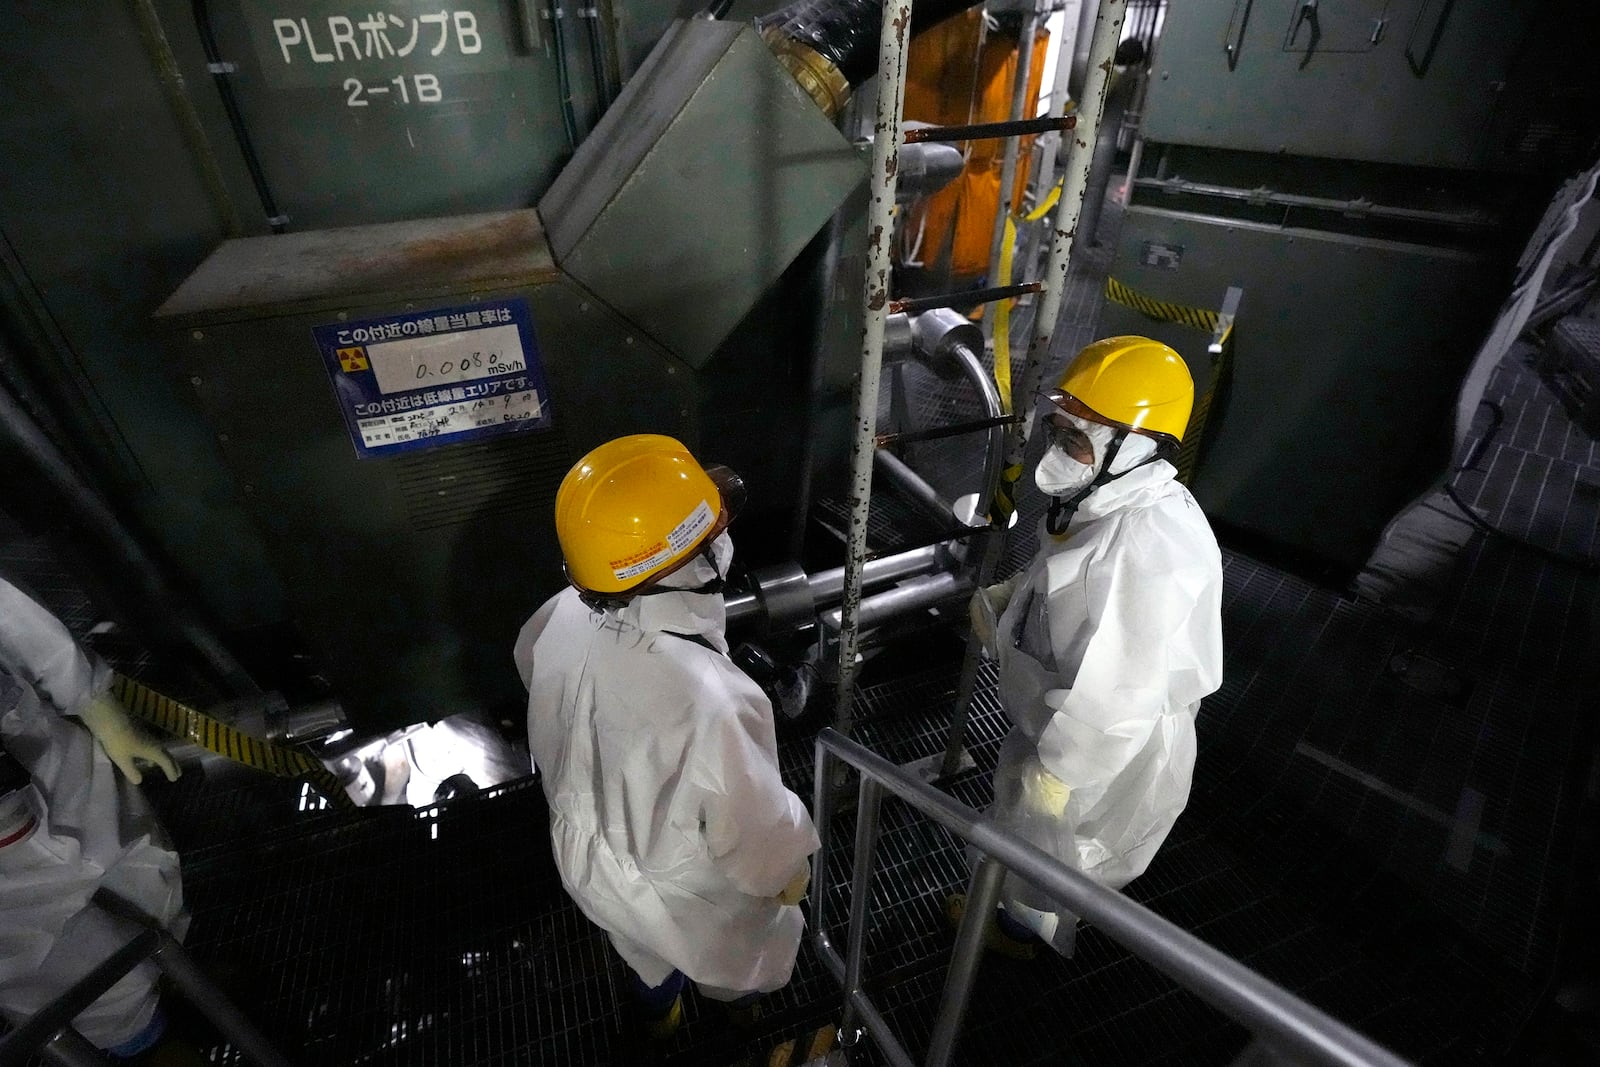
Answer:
[
  {"xmin": 76, "ymin": 693, "xmax": 180, "ymax": 785},
  {"xmin": 968, "ymin": 574, "xmax": 1022, "ymax": 655},
  {"xmin": 772, "ymin": 861, "xmax": 811, "ymax": 906}
]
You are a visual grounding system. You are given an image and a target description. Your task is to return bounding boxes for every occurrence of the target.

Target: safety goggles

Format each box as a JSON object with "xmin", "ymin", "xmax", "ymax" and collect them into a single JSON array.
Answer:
[{"xmin": 1038, "ymin": 391, "xmax": 1098, "ymax": 462}]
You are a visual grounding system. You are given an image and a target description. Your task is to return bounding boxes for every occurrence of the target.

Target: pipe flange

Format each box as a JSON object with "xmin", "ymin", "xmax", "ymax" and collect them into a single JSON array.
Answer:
[
  {"xmin": 910, "ymin": 307, "xmax": 984, "ymax": 380},
  {"xmin": 762, "ymin": 28, "xmax": 851, "ymax": 119},
  {"xmin": 750, "ymin": 561, "xmax": 813, "ymax": 633}
]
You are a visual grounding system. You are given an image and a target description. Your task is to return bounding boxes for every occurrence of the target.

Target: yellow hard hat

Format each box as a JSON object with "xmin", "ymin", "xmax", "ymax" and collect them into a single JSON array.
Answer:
[
  {"xmin": 555, "ymin": 434, "xmax": 742, "ymax": 597},
  {"xmin": 1051, "ymin": 335, "xmax": 1194, "ymax": 444}
]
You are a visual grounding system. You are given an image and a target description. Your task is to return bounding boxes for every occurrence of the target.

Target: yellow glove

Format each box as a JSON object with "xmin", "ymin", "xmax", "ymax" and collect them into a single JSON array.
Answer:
[
  {"xmin": 968, "ymin": 574, "xmax": 1021, "ymax": 655},
  {"xmin": 1023, "ymin": 764, "xmax": 1071, "ymax": 818},
  {"xmin": 773, "ymin": 862, "xmax": 811, "ymax": 906},
  {"xmin": 76, "ymin": 693, "xmax": 180, "ymax": 785}
]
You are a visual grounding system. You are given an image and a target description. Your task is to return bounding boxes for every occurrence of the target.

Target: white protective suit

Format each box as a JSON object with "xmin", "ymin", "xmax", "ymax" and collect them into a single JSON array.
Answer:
[
  {"xmin": 514, "ymin": 539, "xmax": 820, "ymax": 997},
  {"xmin": 0, "ymin": 578, "xmax": 186, "ymax": 1047},
  {"xmin": 981, "ymin": 451, "xmax": 1223, "ymax": 954}
]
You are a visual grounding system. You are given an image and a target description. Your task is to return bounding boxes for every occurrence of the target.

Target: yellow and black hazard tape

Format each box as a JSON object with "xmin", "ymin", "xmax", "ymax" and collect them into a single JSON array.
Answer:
[
  {"xmin": 1103, "ymin": 277, "xmax": 1237, "ymax": 486},
  {"xmin": 1104, "ymin": 276, "xmax": 1226, "ymax": 336},
  {"xmin": 112, "ymin": 674, "xmax": 357, "ymax": 811}
]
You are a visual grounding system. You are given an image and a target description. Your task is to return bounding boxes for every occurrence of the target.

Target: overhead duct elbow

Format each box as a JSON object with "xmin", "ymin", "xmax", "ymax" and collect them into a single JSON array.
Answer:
[{"xmin": 759, "ymin": 0, "xmax": 987, "ymax": 117}]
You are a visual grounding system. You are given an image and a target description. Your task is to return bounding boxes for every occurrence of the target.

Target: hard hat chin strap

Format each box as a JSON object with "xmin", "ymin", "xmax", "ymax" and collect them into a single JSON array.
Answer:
[{"xmin": 1044, "ymin": 430, "xmax": 1174, "ymax": 537}]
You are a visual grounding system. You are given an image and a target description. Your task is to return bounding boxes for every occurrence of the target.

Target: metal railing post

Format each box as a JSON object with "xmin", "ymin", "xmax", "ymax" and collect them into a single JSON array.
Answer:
[
  {"xmin": 983, "ymin": 7, "xmax": 1042, "ymax": 327},
  {"xmin": 840, "ymin": 776, "xmax": 886, "ymax": 1039},
  {"xmin": 939, "ymin": 0, "xmax": 1127, "ymax": 777},
  {"xmin": 811, "ymin": 728, "xmax": 1413, "ymax": 1067},
  {"xmin": 924, "ymin": 853, "xmax": 1007, "ymax": 1067},
  {"xmin": 35, "ymin": 1030, "xmax": 109, "ymax": 1067},
  {"xmin": 834, "ymin": 0, "xmax": 915, "ymax": 735},
  {"xmin": 810, "ymin": 740, "xmax": 840, "ymax": 941}
]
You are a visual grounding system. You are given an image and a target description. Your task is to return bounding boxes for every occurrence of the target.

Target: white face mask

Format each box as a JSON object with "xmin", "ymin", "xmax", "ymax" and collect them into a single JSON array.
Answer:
[
  {"xmin": 1034, "ymin": 443, "xmax": 1099, "ymax": 496},
  {"xmin": 1035, "ymin": 415, "xmax": 1117, "ymax": 495},
  {"xmin": 1034, "ymin": 414, "xmax": 1160, "ymax": 496},
  {"xmin": 659, "ymin": 531, "xmax": 733, "ymax": 590}
]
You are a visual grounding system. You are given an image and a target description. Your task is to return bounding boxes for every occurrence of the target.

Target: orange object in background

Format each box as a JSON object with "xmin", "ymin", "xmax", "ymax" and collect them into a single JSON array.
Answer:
[{"xmin": 901, "ymin": 11, "xmax": 1052, "ymax": 286}]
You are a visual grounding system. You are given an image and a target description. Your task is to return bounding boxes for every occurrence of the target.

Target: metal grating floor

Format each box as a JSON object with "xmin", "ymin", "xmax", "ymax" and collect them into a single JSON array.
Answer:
[{"xmin": 3, "ymin": 190, "xmax": 1596, "ymax": 1065}]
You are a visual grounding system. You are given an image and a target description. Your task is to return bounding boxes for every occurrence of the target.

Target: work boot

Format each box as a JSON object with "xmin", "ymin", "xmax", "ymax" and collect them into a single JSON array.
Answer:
[
  {"xmin": 721, "ymin": 992, "xmax": 764, "ymax": 1030},
  {"xmin": 633, "ymin": 969, "xmax": 687, "ymax": 1041},
  {"xmin": 644, "ymin": 993, "xmax": 685, "ymax": 1041},
  {"xmin": 943, "ymin": 893, "xmax": 1038, "ymax": 960}
]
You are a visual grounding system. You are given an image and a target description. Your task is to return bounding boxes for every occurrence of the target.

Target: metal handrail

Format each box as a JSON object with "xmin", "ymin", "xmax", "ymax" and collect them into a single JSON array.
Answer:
[
  {"xmin": 808, "ymin": 728, "xmax": 1414, "ymax": 1067},
  {"xmin": 0, "ymin": 890, "xmax": 293, "ymax": 1067}
]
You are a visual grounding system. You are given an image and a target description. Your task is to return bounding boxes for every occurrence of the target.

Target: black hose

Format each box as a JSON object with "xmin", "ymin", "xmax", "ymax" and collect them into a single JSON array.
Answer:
[
  {"xmin": 1444, "ymin": 400, "xmax": 1599, "ymax": 573},
  {"xmin": 193, "ymin": 0, "xmax": 286, "ymax": 233},
  {"xmin": 759, "ymin": 0, "xmax": 987, "ymax": 87},
  {"xmin": 548, "ymin": 0, "xmax": 581, "ymax": 147}
]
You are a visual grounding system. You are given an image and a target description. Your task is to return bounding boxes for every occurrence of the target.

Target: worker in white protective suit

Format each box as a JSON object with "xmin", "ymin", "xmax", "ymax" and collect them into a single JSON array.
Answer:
[
  {"xmin": 514, "ymin": 434, "xmax": 819, "ymax": 1038},
  {"xmin": 962, "ymin": 336, "xmax": 1223, "ymax": 958},
  {"xmin": 0, "ymin": 575, "xmax": 191, "ymax": 1060}
]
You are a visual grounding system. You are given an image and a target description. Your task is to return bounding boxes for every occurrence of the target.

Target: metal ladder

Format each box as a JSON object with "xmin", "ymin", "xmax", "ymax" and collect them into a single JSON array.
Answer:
[
  {"xmin": 808, "ymin": 727, "xmax": 1414, "ymax": 1067},
  {"xmin": 832, "ymin": 0, "xmax": 1118, "ymax": 741}
]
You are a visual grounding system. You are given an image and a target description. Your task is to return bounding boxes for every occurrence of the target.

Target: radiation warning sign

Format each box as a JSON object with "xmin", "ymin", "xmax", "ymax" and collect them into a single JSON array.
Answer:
[{"xmin": 312, "ymin": 297, "xmax": 552, "ymax": 458}]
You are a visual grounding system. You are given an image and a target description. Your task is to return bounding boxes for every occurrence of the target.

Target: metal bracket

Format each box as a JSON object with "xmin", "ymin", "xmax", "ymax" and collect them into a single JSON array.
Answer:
[
  {"xmin": 1224, "ymin": 0, "xmax": 1255, "ymax": 70},
  {"xmin": 1209, "ymin": 286, "xmax": 1243, "ymax": 356}
]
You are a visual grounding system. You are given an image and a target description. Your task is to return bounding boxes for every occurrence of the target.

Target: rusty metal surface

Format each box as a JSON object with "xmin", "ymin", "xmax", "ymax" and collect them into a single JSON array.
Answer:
[{"xmin": 157, "ymin": 211, "xmax": 558, "ymax": 326}]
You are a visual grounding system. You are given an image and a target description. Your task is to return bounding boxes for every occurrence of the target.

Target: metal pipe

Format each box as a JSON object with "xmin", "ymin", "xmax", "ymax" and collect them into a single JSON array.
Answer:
[
  {"xmin": 938, "ymin": 0, "xmax": 1125, "ymax": 774},
  {"xmin": 91, "ymin": 890, "xmax": 295, "ymax": 1067},
  {"xmin": 925, "ymin": 853, "xmax": 1007, "ymax": 1067},
  {"xmin": 1021, "ymin": 0, "xmax": 1084, "ymax": 282},
  {"xmin": 952, "ymin": 341, "xmax": 1006, "ymax": 521},
  {"xmin": 835, "ymin": 0, "xmax": 914, "ymax": 735},
  {"xmin": 547, "ymin": 0, "xmax": 582, "ymax": 147},
  {"xmin": 937, "ymin": 618, "xmax": 991, "ymax": 778},
  {"xmin": 839, "ymin": 776, "xmax": 885, "ymax": 1038},
  {"xmin": 820, "ymin": 571, "xmax": 971, "ymax": 631},
  {"xmin": 807, "ymin": 544, "xmax": 945, "ymax": 606},
  {"xmin": 873, "ymin": 450, "xmax": 952, "ymax": 527},
  {"xmin": 1033, "ymin": 0, "xmax": 1080, "ymax": 203},
  {"xmin": 1067, "ymin": 0, "xmax": 1100, "ymax": 101},
  {"xmin": 726, "ymin": 543, "xmax": 946, "ymax": 624},
  {"xmin": 0, "ymin": 363, "xmax": 259, "ymax": 697},
  {"xmin": 0, "ymin": 932, "xmax": 159, "ymax": 1067},
  {"xmin": 813, "ymin": 939, "xmax": 919, "ymax": 1067},
  {"xmin": 150, "ymin": 941, "xmax": 294, "ymax": 1067},
  {"xmin": 809, "ymin": 730, "xmax": 840, "ymax": 936},
  {"xmin": 191, "ymin": 0, "xmax": 286, "ymax": 231},
  {"xmin": 1132, "ymin": 177, "xmax": 1497, "ymax": 228},
  {"xmin": 35, "ymin": 1031, "xmax": 109, "ymax": 1067},
  {"xmin": 818, "ymin": 729, "xmax": 1413, "ymax": 1067},
  {"xmin": 983, "ymin": 11, "xmax": 1041, "ymax": 318},
  {"xmin": 583, "ymin": 6, "xmax": 613, "ymax": 109},
  {"xmin": 1009, "ymin": 0, "xmax": 1124, "ymax": 426},
  {"xmin": 129, "ymin": 0, "xmax": 241, "ymax": 237}
]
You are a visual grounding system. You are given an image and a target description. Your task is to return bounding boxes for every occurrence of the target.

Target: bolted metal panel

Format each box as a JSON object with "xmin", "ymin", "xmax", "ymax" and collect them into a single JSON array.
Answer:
[
  {"xmin": 1100, "ymin": 206, "xmax": 1499, "ymax": 578},
  {"xmin": 202, "ymin": 0, "xmax": 607, "ymax": 228},
  {"xmin": 158, "ymin": 210, "xmax": 697, "ymax": 732},
  {"xmin": 1144, "ymin": 0, "xmax": 1536, "ymax": 171},
  {"xmin": 539, "ymin": 19, "xmax": 866, "ymax": 368}
]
